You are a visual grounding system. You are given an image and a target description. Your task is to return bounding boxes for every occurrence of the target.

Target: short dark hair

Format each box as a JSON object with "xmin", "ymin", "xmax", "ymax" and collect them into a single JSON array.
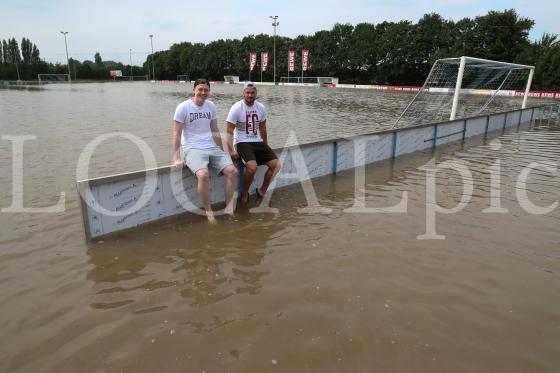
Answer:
[{"xmin": 193, "ymin": 78, "xmax": 210, "ymax": 88}]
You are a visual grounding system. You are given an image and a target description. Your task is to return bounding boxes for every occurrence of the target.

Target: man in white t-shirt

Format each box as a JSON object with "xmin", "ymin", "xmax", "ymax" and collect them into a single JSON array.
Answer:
[
  {"xmin": 226, "ymin": 82, "xmax": 280, "ymax": 204},
  {"xmin": 172, "ymin": 78, "xmax": 238, "ymax": 223}
]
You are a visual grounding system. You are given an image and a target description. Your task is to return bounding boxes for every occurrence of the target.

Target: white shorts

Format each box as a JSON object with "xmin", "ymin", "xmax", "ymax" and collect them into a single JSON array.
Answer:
[{"xmin": 184, "ymin": 146, "xmax": 233, "ymax": 175}]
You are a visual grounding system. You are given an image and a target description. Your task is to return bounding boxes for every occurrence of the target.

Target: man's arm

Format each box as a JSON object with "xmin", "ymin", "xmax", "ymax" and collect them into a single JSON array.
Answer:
[
  {"xmin": 172, "ymin": 121, "xmax": 184, "ymax": 169},
  {"xmin": 259, "ymin": 120, "xmax": 268, "ymax": 145},
  {"xmin": 226, "ymin": 122, "xmax": 238, "ymax": 159},
  {"xmin": 210, "ymin": 119, "xmax": 225, "ymax": 150}
]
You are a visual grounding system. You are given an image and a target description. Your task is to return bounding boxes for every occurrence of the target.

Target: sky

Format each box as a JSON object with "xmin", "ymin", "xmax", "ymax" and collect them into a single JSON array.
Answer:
[{"xmin": 2, "ymin": 0, "xmax": 559, "ymax": 66}]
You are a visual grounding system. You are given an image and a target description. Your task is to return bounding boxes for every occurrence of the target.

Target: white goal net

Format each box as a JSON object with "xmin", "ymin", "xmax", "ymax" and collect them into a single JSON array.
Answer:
[
  {"xmin": 394, "ymin": 56, "xmax": 534, "ymax": 128},
  {"xmin": 38, "ymin": 74, "xmax": 70, "ymax": 84}
]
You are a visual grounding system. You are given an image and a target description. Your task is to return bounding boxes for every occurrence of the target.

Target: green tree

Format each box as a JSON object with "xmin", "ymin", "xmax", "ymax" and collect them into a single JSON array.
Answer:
[
  {"xmin": 472, "ymin": 9, "xmax": 534, "ymax": 61},
  {"xmin": 413, "ymin": 14, "xmax": 454, "ymax": 76},
  {"xmin": 3, "ymin": 38, "xmax": 21, "ymax": 64},
  {"xmin": 376, "ymin": 21, "xmax": 416, "ymax": 85},
  {"xmin": 450, "ymin": 18, "xmax": 477, "ymax": 56},
  {"xmin": 310, "ymin": 30, "xmax": 335, "ymax": 77},
  {"xmin": 349, "ymin": 23, "xmax": 378, "ymax": 83},
  {"xmin": 31, "ymin": 44, "xmax": 40, "ymax": 63},
  {"xmin": 536, "ymin": 45, "xmax": 560, "ymax": 90},
  {"xmin": 21, "ymin": 37, "xmax": 32, "ymax": 63}
]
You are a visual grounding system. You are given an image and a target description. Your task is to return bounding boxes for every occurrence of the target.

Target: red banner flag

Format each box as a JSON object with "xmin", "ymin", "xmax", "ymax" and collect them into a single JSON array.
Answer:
[
  {"xmin": 249, "ymin": 53, "xmax": 257, "ymax": 71},
  {"xmin": 261, "ymin": 51, "xmax": 269, "ymax": 72},
  {"xmin": 288, "ymin": 50, "xmax": 295, "ymax": 72},
  {"xmin": 302, "ymin": 49, "xmax": 309, "ymax": 72}
]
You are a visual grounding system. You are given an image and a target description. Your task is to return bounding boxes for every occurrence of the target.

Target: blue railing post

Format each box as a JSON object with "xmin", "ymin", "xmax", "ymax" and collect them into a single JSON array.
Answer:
[
  {"xmin": 237, "ymin": 161, "xmax": 245, "ymax": 200},
  {"xmin": 332, "ymin": 141, "xmax": 338, "ymax": 175},
  {"xmin": 391, "ymin": 131, "xmax": 398, "ymax": 159}
]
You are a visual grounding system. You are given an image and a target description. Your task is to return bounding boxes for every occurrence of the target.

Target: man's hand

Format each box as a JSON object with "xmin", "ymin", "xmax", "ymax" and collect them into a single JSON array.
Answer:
[
  {"xmin": 230, "ymin": 151, "xmax": 239, "ymax": 160},
  {"xmin": 173, "ymin": 158, "xmax": 185, "ymax": 170}
]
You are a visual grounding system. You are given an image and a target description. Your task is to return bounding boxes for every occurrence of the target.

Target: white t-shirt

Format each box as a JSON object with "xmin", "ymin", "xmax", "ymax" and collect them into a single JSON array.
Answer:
[
  {"xmin": 173, "ymin": 99, "xmax": 218, "ymax": 150},
  {"xmin": 226, "ymin": 100, "xmax": 268, "ymax": 144}
]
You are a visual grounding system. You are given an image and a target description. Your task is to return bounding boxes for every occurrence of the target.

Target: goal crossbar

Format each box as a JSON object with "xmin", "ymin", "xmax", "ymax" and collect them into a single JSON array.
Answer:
[{"xmin": 437, "ymin": 56, "xmax": 534, "ymax": 70}]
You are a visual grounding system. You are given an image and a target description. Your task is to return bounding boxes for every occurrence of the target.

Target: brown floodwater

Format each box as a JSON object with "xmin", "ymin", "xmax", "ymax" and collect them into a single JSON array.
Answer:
[{"xmin": 0, "ymin": 82, "xmax": 559, "ymax": 372}]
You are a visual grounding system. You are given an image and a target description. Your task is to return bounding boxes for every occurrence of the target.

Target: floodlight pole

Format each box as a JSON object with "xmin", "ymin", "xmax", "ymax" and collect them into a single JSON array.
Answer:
[
  {"xmin": 129, "ymin": 49, "xmax": 133, "ymax": 81},
  {"xmin": 14, "ymin": 56, "xmax": 21, "ymax": 81},
  {"xmin": 522, "ymin": 68, "xmax": 534, "ymax": 109},
  {"xmin": 149, "ymin": 34, "xmax": 156, "ymax": 81},
  {"xmin": 450, "ymin": 56, "xmax": 466, "ymax": 120},
  {"xmin": 270, "ymin": 16, "xmax": 279, "ymax": 85},
  {"xmin": 60, "ymin": 31, "xmax": 71, "ymax": 83}
]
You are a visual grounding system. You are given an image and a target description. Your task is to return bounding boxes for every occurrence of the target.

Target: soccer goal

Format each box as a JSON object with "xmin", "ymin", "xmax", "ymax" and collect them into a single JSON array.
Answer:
[
  {"xmin": 38, "ymin": 74, "xmax": 70, "ymax": 84},
  {"xmin": 394, "ymin": 56, "xmax": 535, "ymax": 128},
  {"xmin": 224, "ymin": 75, "xmax": 239, "ymax": 84},
  {"xmin": 280, "ymin": 76, "xmax": 338, "ymax": 85},
  {"xmin": 177, "ymin": 75, "xmax": 189, "ymax": 82}
]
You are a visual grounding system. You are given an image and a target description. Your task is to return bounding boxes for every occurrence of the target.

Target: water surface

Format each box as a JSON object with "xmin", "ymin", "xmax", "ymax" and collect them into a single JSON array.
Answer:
[{"xmin": 0, "ymin": 83, "xmax": 559, "ymax": 372}]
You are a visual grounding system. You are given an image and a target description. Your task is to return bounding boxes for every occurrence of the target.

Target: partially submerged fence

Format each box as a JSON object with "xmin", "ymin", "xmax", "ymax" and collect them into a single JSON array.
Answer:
[{"xmin": 77, "ymin": 103, "xmax": 559, "ymax": 240}]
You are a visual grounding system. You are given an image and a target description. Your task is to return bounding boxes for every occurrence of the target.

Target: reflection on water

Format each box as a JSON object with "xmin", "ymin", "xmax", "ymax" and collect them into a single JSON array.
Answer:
[
  {"xmin": 87, "ymin": 213, "xmax": 282, "ymax": 310},
  {"xmin": 0, "ymin": 83, "xmax": 559, "ymax": 372}
]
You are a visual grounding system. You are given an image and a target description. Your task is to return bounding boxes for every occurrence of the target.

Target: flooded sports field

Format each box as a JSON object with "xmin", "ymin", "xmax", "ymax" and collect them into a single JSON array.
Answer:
[{"xmin": 1, "ymin": 82, "xmax": 559, "ymax": 372}]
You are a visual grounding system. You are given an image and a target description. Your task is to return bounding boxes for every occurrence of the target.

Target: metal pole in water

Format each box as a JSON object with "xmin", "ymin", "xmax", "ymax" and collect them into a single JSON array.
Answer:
[
  {"xmin": 60, "ymin": 31, "xmax": 71, "ymax": 83},
  {"xmin": 14, "ymin": 56, "xmax": 21, "ymax": 81},
  {"xmin": 270, "ymin": 16, "xmax": 279, "ymax": 85},
  {"xmin": 149, "ymin": 35, "xmax": 156, "ymax": 81}
]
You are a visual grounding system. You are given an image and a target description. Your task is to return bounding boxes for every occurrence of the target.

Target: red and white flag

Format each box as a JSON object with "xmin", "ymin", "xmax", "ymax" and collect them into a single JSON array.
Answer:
[
  {"xmin": 249, "ymin": 53, "xmax": 257, "ymax": 71},
  {"xmin": 302, "ymin": 49, "xmax": 309, "ymax": 72},
  {"xmin": 288, "ymin": 50, "xmax": 295, "ymax": 72},
  {"xmin": 261, "ymin": 51, "xmax": 269, "ymax": 72}
]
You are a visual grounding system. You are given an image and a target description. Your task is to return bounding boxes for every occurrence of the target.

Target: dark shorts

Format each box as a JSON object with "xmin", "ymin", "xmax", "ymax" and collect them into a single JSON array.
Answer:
[{"xmin": 236, "ymin": 142, "xmax": 278, "ymax": 165}]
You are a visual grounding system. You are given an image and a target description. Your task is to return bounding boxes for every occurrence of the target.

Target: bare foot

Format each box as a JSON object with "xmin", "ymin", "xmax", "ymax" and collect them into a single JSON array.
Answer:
[{"xmin": 206, "ymin": 211, "xmax": 218, "ymax": 225}]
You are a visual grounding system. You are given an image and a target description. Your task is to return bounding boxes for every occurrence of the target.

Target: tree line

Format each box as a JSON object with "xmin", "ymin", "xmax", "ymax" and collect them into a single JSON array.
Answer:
[
  {"xmin": 1, "ymin": 9, "xmax": 559, "ymax": 89},
  {"xmin": 0, "ymin": 40, "xmax": 145, "ymax": 81},
  {"xmin": 146, "ymin": 9, "xmax": 559, "ymax": 90},
  {"xmin": 1, "ymin": 37, "xmax": 40, "ymax": 64}
]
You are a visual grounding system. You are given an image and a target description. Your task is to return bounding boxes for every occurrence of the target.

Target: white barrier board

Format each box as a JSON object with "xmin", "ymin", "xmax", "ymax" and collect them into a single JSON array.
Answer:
[{"xmin": 78, "ymin": 106, "xmax": 547, "ymax": 240}]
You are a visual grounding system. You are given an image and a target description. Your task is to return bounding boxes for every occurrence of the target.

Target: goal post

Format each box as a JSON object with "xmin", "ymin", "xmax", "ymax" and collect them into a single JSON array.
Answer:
[
  {"xmin": 38, "ymin": 74, "xmax": 70, "ymax": 84},
  {"xmin": 394, "ymin": 56, "xmax": 535, "ymax": 128},
  {"xmin": 279, "ymin": 76, "xmax": 338, "ymax": 85},
  {"xmin": 521, "ymin": 67, "xmax": 535, "ymax": 109}
]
